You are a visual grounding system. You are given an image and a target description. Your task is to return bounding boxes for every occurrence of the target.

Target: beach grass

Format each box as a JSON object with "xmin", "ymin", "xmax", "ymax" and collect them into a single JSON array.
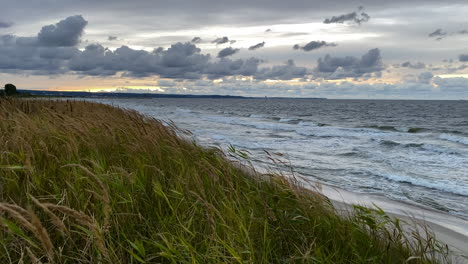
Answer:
[{"xmin": 0, "ymin": 98, "xmax": 450, "ymax": 263}]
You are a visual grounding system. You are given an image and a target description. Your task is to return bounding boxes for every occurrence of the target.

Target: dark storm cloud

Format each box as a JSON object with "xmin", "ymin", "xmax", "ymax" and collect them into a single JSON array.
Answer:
[
  {"xmin": 248, "ymin": 42, "xmax": 265, "ymax": 50},
  {"xmin": 255, "ymin": 59, "xmax": 308, "ymax": 80},
  {"xmin": 459, "ymin": 54, "xmax": 468, "ymax": 62},
  {"xmin": 323, "ymin": 7, "xmax": 370, "ymax": 25},
  {"xmin": 212, "ymin": 36, "xmax": 230, "ymax": 45},
  {"xmin": 204, "ymin": 57, "xmax": 260, "ymax": 79},
  {"xmin": 153, "ymin": 47, "xmax": 165, "ymax": 53},
  {"xmin": 417, "ymin": 72, "xmax": 433, "ymax": 84},
  {"xmin": 0, "ymin": 17, "xmax": 260, "ymax": 79},
  {"xmin": 38, "ymin": 15, "xmax": 88, "ymax": 47},
  {"xmin": 217, "ymin": 47, "xmax": 240, "ymax": 58},
  {"xmin": 1, "ymin": 28, "xmax": 292, "ymax": 80},
  {"xmin": 0, "ymin": 34, "xmax": 74, "ymax": 74},
  {"xmin": 428, "ymin": 28, "xmax": 468, "ymax": 40},
  {"xmin": 108, "ymin": 36, "xmax": 118, "ymax": 41},
  {"xmin": 0, "ymin": 21, "xmax": 13, "ymax": 28},
  {"xmin": 324, "ymin": 12, "xmax": 356, "ymax": 24},
  {"xmin": 68, "ymin": 42, "xmax": 211, "ymax": 78},
  {"xmin": 0, "ymin": 15, "xmax": 394, "ymax": 82},
  {"xmin": 191, "ymin": 37, "xmax": 202, "ymax": 43},
  {"xmin": 428, "ymin": 29, "xmax": 447, "ymax": 38},
  {"xmin": 401, "ymin": 61, "xmax": 426, "ymax": 69},
  {"xmin": 66, "ymin": 42, "xmax": 262, "ymax": 80},
  {"xmin": 316, "ymin": 48, "xmax": 384, "ymax": 79},
  {"xmin": 39, "ymin": 47, "xmax": 80, "ymax": 60},
  {"xmin": 0, "ymin": 15, "xmax": 88, "ymax": 75},
  {"xmin": 293, "ymin": 41, "xmax": 336, "ymax": 51}
]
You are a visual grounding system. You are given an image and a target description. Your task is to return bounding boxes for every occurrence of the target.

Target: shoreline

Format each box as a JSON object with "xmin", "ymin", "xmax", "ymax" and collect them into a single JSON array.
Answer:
[
  {"xmin": 237, "ymin": 162, "xmax": 468, "ymax": 258},
  {"xmin": 66, "ymin": 98, "xmax": 468, "ymax": 259},
  {"xmin": 313, "ymin": 182, "xmax": 468, "ymax": 257},
  {"xmin": 92, "ymin": 97, "xmax": 468, "ymax": 223}
]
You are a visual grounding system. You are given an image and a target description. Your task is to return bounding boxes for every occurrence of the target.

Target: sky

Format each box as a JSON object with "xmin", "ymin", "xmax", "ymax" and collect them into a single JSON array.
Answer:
[{"xmin": 1, "ymin": 0, "xmax": 468, "ymax": 99}]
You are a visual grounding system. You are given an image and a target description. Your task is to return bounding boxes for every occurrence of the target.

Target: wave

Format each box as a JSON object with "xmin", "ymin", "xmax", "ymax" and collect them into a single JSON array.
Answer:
[
  {"xmin": 377, "ymin": 172, "xmax": 468, "ymax": 196},
  {"xmin": 420, "ymin": 144, "xmax": 460, "ymax": 155},
  {"xmin": 202, "ymin": 115, "xmax": 297, "ymax": 132},
  {"xmin": 380, "ymin": 140, "xmax": 401, "ymax": 147},
  {"xmin": 378, "ymin": 140, "xmax": 460, "ymax": 155},
  {"xmin": 405, "ymin": 143, "xmax": 424, "ymax": 148},
  {"xmin": 337, "ymin": 151, "xmax": 360, "ymax": 157},
  {"xmin": 278, "ymin": 118, "xmax": 303, "ymax": 124},
  {"xmin": 363, "ymin": 125, "xmax": 429, "ymax": 133},
  {"xmin": 440, "ymin": 129, "xmax": 466, "ymax": 136},
  {"xmin": 175, "ymin": 108, "xmax": 194, "ymax": 113},
  {"xmin": 405, "ymin": 194, "xmax": 452, "ymax": 213},
  {"xmin": 364, "ymin": 125, "xmax": 400, "ymax": 132},
  {"xmin": 378, "ymin": 140, "xmax": 422, "ymax": 148},
  {"xmin": 205, "ymin": 114, "xmax": 468, "ymax": 153},
  {"xmin": 298, "ymin": 125, "xmax": 399, "ymax": 139},
  {"xmin": 439, "ymin": 133, "xmax": 468, "ymax": 145},
  {"xmin": 407, "ymin": 127, "xmax": 428, "ymax": 133}
]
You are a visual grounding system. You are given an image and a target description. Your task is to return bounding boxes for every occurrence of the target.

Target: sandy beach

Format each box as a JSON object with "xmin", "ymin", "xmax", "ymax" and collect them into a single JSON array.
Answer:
[
  {"xmin": 241, "ymin": 162, "xmax": 468, "ymax": 261},
  {"xmin": 315, "ymin": 183, "xmax": 468, "ymax": 261}
]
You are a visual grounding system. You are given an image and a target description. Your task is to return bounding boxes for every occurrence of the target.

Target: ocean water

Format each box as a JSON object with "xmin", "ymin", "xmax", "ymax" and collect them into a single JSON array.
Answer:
[{"xmin": 90, "ymin": 98, "xmax": 468, "ymax": 219}]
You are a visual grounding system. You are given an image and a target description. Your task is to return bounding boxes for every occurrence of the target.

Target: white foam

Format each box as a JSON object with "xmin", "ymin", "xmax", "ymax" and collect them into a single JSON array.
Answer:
[
  {"xmin": 298, "ymin": 121, "xmax": 317, "ymax": 126},
  {"xmin": 420, "ymin": 144, "xmax": 461, "ymax": 156},
  {"xmin": 377, "ymin": 172, "xmax": 468, "ymax": 196},
  {"xmin": 295, "ymin": 126, "xmax": 388, "ymax": 139},
  {"xmin": 439, "ymin": 133, "xmax": 468, "ymax": 145},
  {"xmin": 87, "ymin": 98, "xmax": 468, "ymax": 219},
  {"xmin": 202, "ymin": 115, "xmax": 298, "ymax": 131},
  {"xmin": 278, "ymin": 118, "xmax": 300, "ymax": 123},
  {"xmin": 176, "ymin": 108, "xmax": 194, "ymax": 113}
]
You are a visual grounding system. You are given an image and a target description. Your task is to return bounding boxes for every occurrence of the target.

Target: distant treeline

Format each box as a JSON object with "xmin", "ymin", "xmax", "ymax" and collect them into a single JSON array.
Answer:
[
  {"xmin": 19, "ymin": 89, "xmax": 327, "ymax": 99},
  {"xmin": 19, "ymin": 90, "xmax": 249, "ymax": 99}
]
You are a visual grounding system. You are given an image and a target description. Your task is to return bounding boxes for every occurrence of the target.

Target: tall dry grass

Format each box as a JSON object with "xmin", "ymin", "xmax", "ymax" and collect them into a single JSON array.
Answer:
[{"xmin": 0, "ymin": 98, "xmax": 452, "ymax": 263}]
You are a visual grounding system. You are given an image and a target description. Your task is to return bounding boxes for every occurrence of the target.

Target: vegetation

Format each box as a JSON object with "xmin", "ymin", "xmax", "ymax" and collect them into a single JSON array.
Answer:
[
  {"xmin": 0, "ymin": 99, "xmax": 451, "ymax": 263},
  {"xmin": 3, "ymin": 84, "xmax": 17, "ymax": 96}
]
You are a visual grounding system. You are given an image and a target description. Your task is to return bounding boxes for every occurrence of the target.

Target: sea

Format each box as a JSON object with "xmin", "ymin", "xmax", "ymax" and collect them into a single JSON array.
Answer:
[{"xmin": 89, "ymin": 98, "xmax": 468, "ymax": 219}]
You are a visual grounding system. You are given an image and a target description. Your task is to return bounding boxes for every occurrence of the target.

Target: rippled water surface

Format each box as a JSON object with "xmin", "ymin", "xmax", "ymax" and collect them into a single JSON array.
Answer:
[{"xmin": 91, "ymin": 98, "xmax": 468, "ymax": 218}]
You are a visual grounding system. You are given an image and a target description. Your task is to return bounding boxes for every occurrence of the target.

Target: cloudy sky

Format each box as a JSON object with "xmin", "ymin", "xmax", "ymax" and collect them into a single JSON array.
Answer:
[{"xmin": 1, "ymin": 0, "xmax": 468, "ymax": 99}]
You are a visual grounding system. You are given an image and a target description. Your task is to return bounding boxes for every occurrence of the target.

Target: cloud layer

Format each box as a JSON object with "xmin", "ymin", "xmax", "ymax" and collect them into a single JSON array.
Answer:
[
  {"xmin": 38, "ymin": 15, "xmax": 88, "ymax": 47},
  {"xmin": 316, "ymin": 48, "xmax": 384, "ymax": 79},
  {"xmin": 1, "ymin": 11, "xmax": 467, "ymax": 99},
  {"xmin": 248, "ymin": 42, "xmax": 265, "ymax": 50},
  {"xmin": 212, "ymin": 36, "xmax": 230, "ymax": 45},
  {"xmin": 323, "ymin": 7, "xmax": 370, "ymax": 25},
  {"xmin": 293, "ymin": 41, "xmax": 337, "ymax": 51},
  {"xmin": 459, "ymin": 54, "xmax": 468, "ymax": 62},
  {"xmin": 218, "ymin": 47, "xmax": 240, "ymax": 58},
  {"xmin": 0, "ymin": 21, "xmax": 13, "ymax": 28},
  {"xmin": 0, "ymin": 15, "xmax": 389, "ymax": 82}
]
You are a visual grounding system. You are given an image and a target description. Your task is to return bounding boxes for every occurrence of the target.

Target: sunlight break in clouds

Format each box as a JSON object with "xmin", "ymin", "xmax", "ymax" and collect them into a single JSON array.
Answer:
[{"xmin": 0, "ymin": 0, "xmax": 467, "ymax": 99}]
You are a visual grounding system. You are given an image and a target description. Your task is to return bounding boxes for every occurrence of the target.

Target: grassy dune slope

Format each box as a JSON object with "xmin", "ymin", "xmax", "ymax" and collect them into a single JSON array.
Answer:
[{"xmin": 0, "ymin": 99, "xmax": 448, "ymax": 263}]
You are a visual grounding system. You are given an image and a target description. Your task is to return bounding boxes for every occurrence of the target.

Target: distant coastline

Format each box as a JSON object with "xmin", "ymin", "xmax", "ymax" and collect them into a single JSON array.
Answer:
[{"xmin": 19, "ymin": 89, "xmax": 327, "ymax": 100}]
